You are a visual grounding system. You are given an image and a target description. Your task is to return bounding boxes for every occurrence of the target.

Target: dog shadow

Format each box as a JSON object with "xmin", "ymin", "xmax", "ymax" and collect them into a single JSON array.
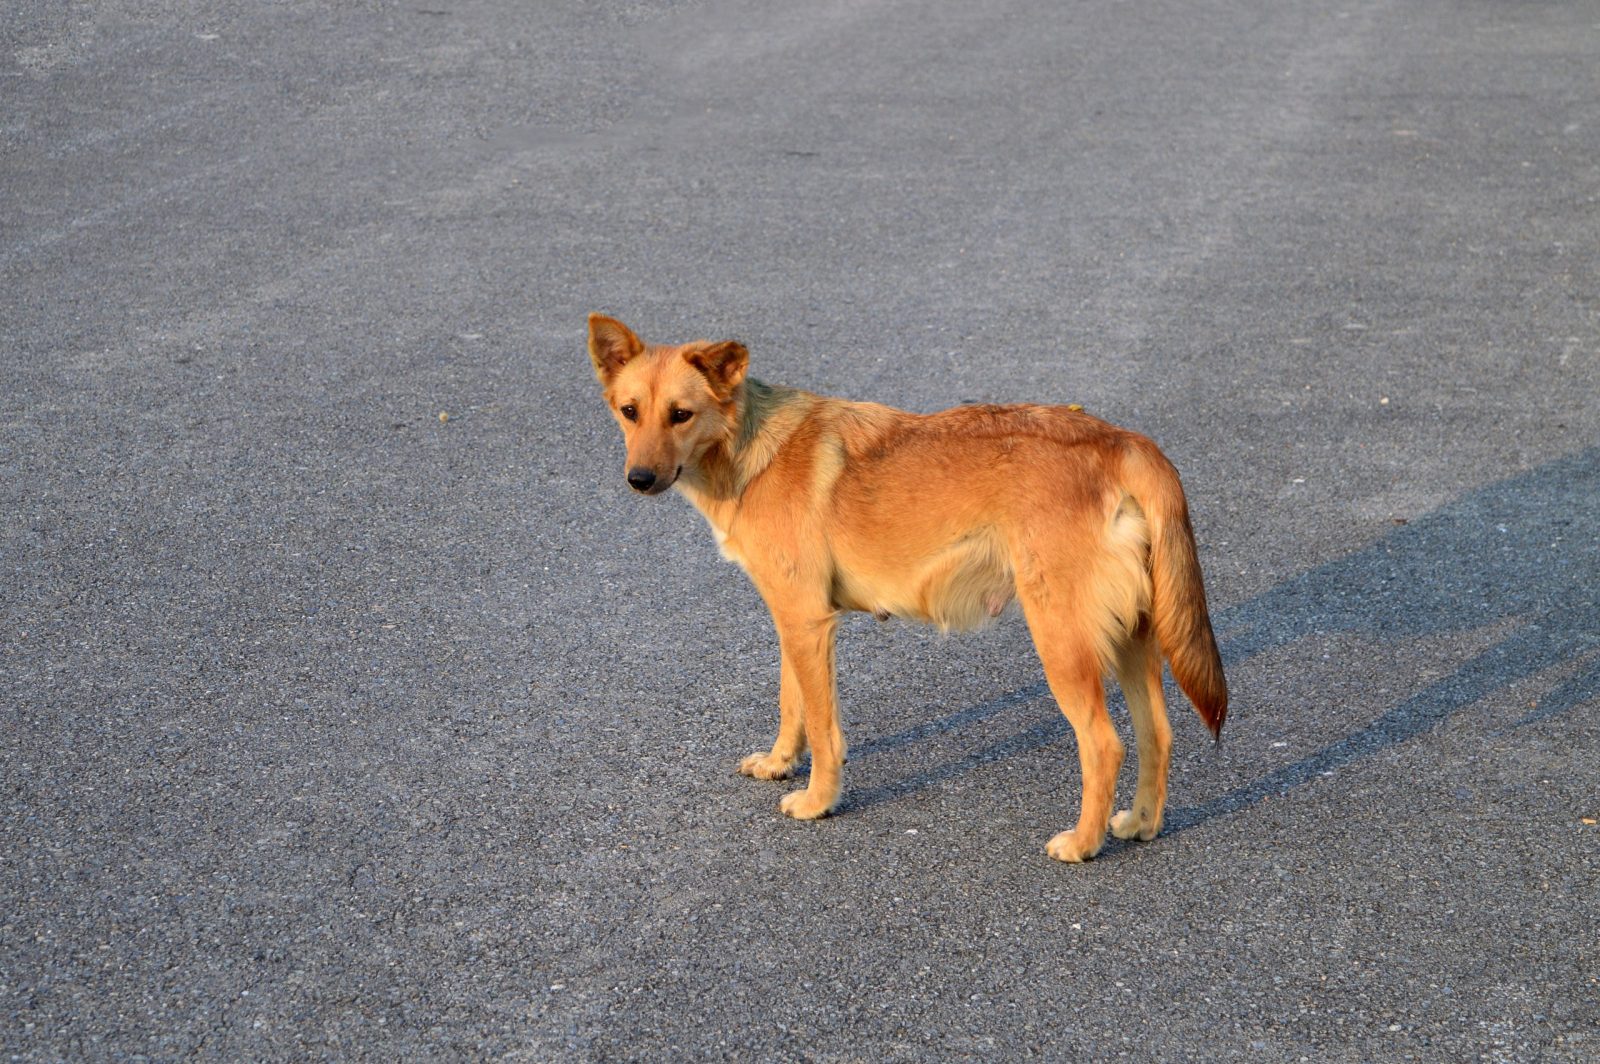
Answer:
[{"xmin": 840, "ymin": 446, "xmax": 1600, "ymax": 827}]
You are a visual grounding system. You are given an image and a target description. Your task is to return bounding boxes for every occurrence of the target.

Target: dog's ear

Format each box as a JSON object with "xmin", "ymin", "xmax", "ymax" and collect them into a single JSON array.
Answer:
[
  {"xmin": 685, "ymin": 340, "xmax": 748, "ymax": 398},
  {"xmin": 587, "ymin": 314, "xmax": 644, "ymax": 385}
]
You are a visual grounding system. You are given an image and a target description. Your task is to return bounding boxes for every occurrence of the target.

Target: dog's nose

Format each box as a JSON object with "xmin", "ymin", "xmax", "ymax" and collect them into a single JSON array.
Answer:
[{"xmin": 626, "ymin": 467, "xmax": 657, "ymax": 492}]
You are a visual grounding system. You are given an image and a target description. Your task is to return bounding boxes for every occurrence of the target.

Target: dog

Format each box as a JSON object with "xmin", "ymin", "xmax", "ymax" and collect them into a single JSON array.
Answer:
[{"xmin": 585, "ymin": 314, "xmax": 1227, "ymax": 862}]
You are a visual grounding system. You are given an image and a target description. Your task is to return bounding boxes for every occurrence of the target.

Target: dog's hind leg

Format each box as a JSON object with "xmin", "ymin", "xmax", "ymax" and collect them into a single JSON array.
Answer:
[
  {"xmin": 1110, "ymin": 623, "xmax": 1170, "ymax": 842},
  {"xmin": 738, "ymin": 652, "xmax": 807, "ymax": 781},
  {"xmin": 1020, "ymin": 593, "xmax": 1125, "ymax": 862},
  {"xmin": 769, "ymin": 610, "xmax": 845, "ymax": 820}
]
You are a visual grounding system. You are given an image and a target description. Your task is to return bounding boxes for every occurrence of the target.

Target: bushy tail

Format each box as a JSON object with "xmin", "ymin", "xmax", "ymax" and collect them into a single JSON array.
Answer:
[{"xmin": 1131, "ymin": 448, "xmax": 1228, "ymax": 738}]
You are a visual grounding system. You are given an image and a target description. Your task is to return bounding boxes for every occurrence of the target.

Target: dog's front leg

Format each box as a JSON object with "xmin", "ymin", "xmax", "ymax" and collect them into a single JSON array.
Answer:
[
  {"xmin": 737, "ymin": 651, "xmax": 807, "ymax": 780},
  {"xmin": 770, "ymin": 610, "xmax": 844, "ymax": 820}
]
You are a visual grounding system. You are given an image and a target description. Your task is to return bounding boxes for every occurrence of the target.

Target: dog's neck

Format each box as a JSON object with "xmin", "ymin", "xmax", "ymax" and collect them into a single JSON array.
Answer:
[{"xmin": 676, "ymin": 377, "xmax": 814, "ymax": 531}]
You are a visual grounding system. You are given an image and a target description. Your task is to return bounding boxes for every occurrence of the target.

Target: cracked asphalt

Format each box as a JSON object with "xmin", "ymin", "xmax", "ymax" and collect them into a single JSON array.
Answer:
[{"xmin": 4, "ymin": 0, "xmax": 1598, "ymax": 1059}]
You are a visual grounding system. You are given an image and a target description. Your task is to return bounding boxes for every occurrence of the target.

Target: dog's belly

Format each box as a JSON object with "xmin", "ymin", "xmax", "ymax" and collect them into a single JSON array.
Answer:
[{"xmin": 832, "ymin": 528, "xmax": 1015, "ymax": 631}]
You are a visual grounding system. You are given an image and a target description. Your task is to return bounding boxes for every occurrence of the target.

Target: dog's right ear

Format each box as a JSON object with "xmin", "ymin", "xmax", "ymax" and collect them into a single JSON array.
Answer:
[{"xmin": 587, "ymin": 314, "xmax": 644, "ymax": 385}]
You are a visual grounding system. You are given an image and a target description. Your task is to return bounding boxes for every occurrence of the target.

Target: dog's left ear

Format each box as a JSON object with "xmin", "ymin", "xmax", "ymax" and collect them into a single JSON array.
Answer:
[
  {"xmin": 685, "ymin": 340, "xmax": 748, "ymax": 399},
  {"xmin": 588, "ymin": 314, "xmax": 644, "ymax": 385}
]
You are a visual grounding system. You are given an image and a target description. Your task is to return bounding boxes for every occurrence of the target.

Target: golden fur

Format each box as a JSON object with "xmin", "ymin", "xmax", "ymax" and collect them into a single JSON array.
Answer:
[{"xmin": 586, "ymin": 314, "xmax": 1227, "ymax": 862}]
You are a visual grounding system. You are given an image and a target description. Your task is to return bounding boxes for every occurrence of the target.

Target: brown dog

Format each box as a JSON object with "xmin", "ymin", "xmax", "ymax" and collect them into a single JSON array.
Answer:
[{"xmin": 586, "ymin": 314, "xmax": 1227, "ymax": 861}]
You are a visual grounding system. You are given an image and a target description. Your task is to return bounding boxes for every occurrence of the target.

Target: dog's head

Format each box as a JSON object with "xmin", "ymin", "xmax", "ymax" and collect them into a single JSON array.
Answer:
[{"xmin": 586, "ymin": 314, "xmax": 748, "ymax": 495}]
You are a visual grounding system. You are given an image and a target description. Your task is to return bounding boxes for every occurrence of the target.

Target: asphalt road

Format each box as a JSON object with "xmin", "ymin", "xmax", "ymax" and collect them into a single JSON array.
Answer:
[{"xmin": 4, "ymin": 1, "xmax": 1598, "ymax": 1060}]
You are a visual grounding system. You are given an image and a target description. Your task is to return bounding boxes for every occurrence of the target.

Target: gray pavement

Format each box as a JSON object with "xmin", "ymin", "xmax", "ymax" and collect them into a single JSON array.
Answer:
[{"xmin": 4, "ymin": 0, "xmax": 1598, "ymax": 1059}]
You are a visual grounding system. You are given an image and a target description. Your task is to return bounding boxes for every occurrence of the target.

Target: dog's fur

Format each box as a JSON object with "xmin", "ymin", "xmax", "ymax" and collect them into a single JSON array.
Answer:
[{"xmin": 586, "ymin": 314, "xmax": 1227, "ymax": 862}]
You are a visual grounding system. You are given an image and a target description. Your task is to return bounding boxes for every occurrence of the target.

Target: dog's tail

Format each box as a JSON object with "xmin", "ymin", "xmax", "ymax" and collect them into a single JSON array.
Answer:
[{"xmin": 1128, "ymin": 444, "xmax": 1228, "ymax": 739}]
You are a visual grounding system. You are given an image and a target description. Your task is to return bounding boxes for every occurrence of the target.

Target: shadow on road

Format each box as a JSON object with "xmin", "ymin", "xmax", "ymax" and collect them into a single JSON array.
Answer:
[{"xmin": 842, "ymin": 446, "xmax": 1600, "ymax": 824}]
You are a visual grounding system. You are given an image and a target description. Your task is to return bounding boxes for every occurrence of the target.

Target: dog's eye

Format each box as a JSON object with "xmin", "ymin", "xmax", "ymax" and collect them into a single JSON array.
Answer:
[
  {"xmin": 670, "ymin": 408, "xmax": 694, "ymax": 424},
  {"xmin": 620, "ymin": 404, "xmax": 638, "ymax": 422}
]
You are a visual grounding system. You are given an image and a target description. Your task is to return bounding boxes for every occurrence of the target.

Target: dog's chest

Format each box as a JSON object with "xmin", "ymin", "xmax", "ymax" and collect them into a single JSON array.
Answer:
[{"xmin": 711, "ymin": 524, "xmax": 747, "ymax": 568}]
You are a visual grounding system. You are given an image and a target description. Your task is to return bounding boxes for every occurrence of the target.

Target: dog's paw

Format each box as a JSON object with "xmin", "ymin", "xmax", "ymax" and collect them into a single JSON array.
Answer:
[
  {"xmin": 1110, "ymin": 807, "xmax": 1161, "ymax": 842},
  {"xmin": 1045, "ymin": 828, "xmax": 1105, "ymax": 863},
  {"xmin": 738, "ymin": 751, "xmax": 798, "ymax": 780},
  {"xmin": 778, "ymin": 788, "xmax": 836, "ymax": 820}
]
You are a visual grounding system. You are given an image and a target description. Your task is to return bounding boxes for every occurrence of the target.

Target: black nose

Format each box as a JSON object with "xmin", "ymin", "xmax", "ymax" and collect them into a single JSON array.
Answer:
[{"xmin": 626, "ymin": 467, "xmax": 657, "ymax": 492}]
